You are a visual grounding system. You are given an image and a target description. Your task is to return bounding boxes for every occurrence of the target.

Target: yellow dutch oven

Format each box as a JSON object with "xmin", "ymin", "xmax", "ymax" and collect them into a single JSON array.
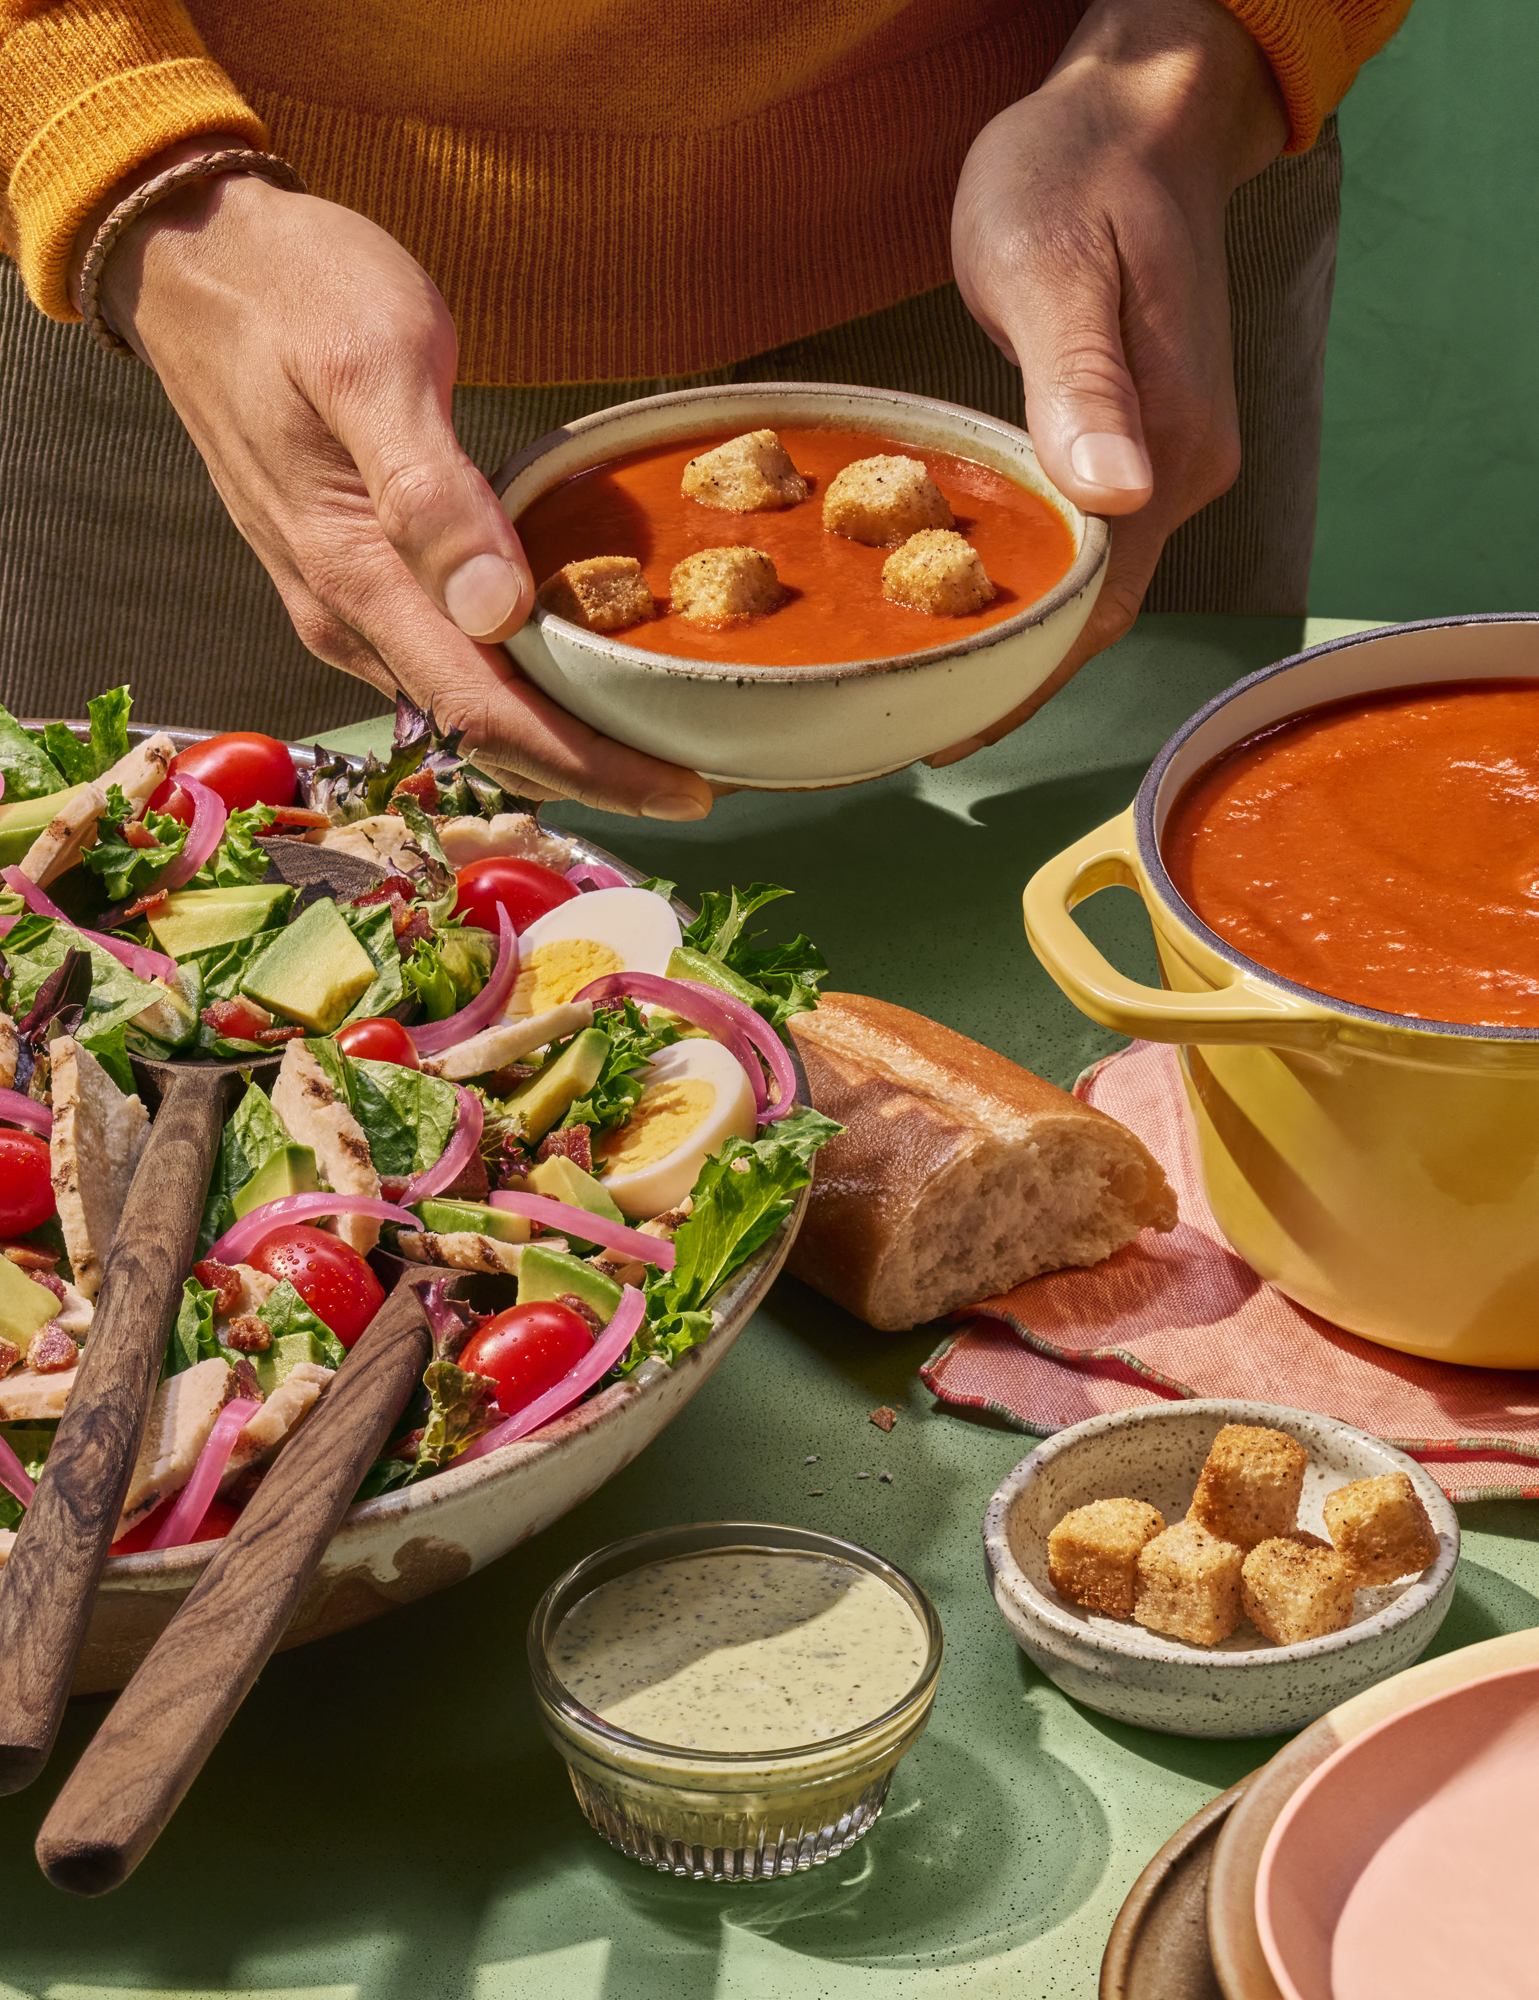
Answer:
[{"xmin": 1023, "ymin": 614, "xmax": 1539, "ymax": 1370}]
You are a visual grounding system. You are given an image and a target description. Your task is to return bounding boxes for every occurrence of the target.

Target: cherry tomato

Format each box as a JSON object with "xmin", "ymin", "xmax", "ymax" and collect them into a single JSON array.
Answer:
[
  {"xmin": 336, "ymin": 1016, "xmax": 420, "ymax": 1068},
  {"xmin": 454, "ymin": 857, "xmax": 577, "ymax": 935},
  {"xmin": 459, "ymin": 1301, "xmax": 593, "ymax": 1414},
  {"xmin": 0, "ymin": 1131, "xmax": 55, "ymax": 1235},
  {"xmin": 149, "ymin": 731, "xmax": 298, "ymax": 816},
  {"xmin": 248, "ymin": 1225, "xmax": 385, "ymax": 1346},
  {"xmin": 113, "ymin": 1495, "xmax": 239, "ymax": 1554}
]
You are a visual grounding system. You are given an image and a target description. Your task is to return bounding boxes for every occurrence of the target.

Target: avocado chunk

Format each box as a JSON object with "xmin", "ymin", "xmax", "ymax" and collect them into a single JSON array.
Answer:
[
  {"xmin": 516, "ymin": 1244, "xmax": 622, "ymax": 1325},
  {"xmin": 0, "ymin": 1256, "xmax": 63, "ymax": 1347},
  {"xmin": 130, "ymin": 967, "xmax": 200, "ymax": 1048},
  {"xmin": 233, "ymin": 1143, "xmax": 320, "ymax": 1218},
  {"xmin": 529, "ymin": 1155, "xmax": 625, "ymax": 1227},
  {"xmin": 252, "ymin": 1329, "xmax": 330, "ymax": 1395},
  {"xmin": 241, "ymin": 896, "xmax": 377, "ymax": 1033},
  {"xmin": 414, "ymin": 1197, "xmax": 529, "ymax": 1243},
  {"xmin": 499, "ymin": 1027, "xmax": 609, "ymax": 1143},
  {"xmin": 665, "ymin": 944, "xmax": 769, "ymax": 1014},
  {"xmin": 146, "ymin": 884, "xmax": 293, "ymax": 959},
  {"xmin": 0, "ymin": 782, "xmax": 90, "ymax": 870}
]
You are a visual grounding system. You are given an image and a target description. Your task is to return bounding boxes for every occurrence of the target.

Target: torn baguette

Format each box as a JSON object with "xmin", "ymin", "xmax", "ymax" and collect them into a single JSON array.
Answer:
[{"xmin": 786, "ymin": 993, "xmax": 1176, "ymax": 1330}]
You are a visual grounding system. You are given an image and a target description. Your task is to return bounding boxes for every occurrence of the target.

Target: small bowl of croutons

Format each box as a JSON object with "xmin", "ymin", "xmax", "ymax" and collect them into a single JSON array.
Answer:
[
  {"xmin": 493, "ymin": 381, "xmax": 1108, "ymax": 790},
  {"xmin": 983, "ymin": 1401, "xmax": 1459, "ymax": 1738}
]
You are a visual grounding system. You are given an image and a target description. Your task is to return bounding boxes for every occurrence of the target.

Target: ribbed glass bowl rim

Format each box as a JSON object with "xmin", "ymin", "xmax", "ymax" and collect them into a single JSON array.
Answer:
[{"xmin": 527, "ymin": 1520, "xmax": 944, "ymax": 1770}]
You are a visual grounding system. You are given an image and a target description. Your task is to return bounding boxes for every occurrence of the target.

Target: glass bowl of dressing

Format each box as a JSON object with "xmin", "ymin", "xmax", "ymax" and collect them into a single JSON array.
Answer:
[{"xmin": 527, "ymin": 1520, "xmax": 944, "ymax": 1882}]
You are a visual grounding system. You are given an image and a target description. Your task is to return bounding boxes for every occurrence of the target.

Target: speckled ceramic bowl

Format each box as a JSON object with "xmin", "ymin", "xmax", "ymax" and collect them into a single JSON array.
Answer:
[{"xmin": 983, "ymin": 1401, "xmax": 1459, "ymax": 1739}]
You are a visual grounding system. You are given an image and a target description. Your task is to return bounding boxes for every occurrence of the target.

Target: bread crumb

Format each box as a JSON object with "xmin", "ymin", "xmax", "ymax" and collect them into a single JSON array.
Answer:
[
  {"xmin": 669, "ymin": 546, "xmax": 783, "ymax": 625},
  {"xmin": 878, "ymin": 1470, "xmax": 893, "ymax": 1483},
  {"xmin": 537, "ymin": 556, "xmax": 655, "ymax": 634},
  {"xmin": 822, "ymin": 456, "xmax": 953, "ymax": 546},
  {"xmin": 881, "ymin": 531, "xmax": 995, "ymax": 616},
  {"xmin": 804, "ymin": 1454, "xmax": 820, "ymax": 1464},
  {"xmin": 870, "ymin": 1406, "xmax": 898, "ymax": 1433},
  {"xmin": 807, "ymin": 1489, "xmax": 824, "ymax": 1497},
  {"xmin": 682, "ymin": 430, "xmax": 808, "ymax": 513}
]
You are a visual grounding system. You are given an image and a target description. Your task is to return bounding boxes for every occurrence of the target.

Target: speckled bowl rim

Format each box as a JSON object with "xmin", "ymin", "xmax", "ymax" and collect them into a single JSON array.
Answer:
[
  {"xmin": 491, "ymin": 381, "xmax": 1110, "ymax": 686},
  {"xmin": 983, "ymin": 1399, "xmax": 1460, "ymax": 1671}
]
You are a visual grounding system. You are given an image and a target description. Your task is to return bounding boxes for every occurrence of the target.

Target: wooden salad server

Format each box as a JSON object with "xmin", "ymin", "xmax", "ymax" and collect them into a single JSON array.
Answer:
[
  {"xmin": 0, "ymin": 1055, "xmax": 274, "ymax": 1795},
  {"xmin": 36, "ymin": 1274, "xmax": 441, "ymax": 1895}
]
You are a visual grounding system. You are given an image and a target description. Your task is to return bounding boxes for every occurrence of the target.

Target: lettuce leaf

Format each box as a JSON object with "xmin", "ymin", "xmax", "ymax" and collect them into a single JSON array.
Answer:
[
  {"xmin": 346, "ymin": 1055, "xmax": 459, "ymax": 1177},
  {"xmin": 85, "ymin": 686, "xmax": 132, "ymax": 776},
  {"xmin": 256, "ymin": 1279, "xmax": 345, "ymax": 1370},
  {"xmin": 37, "ymin": 723, "xmax": 95, "ymax": 788},
  {"xmin": 187, "ymin": 803, "xmax": 276, "ymax": 888},
  {"xmin": 0, "ymin": 705, "xmax": 66, "ymax": 802},
  {"xmin": 410, "ymin": 1357, "xmax": 496, "ymax": 1477},
  {"xmin": 168, "ymin": 1275, "xmax": 222, "ymax": 1377},
  {"xmin": 197, "ymin": 1078, "xmax": 292, "ymax": 1253},
  {"xmin": 559, "ymin": 998, "xmax": 680, "ymax": 1134},
  {"xmin": 0, "ymin": 1421, "xmax": 55, "ymax": 1530},
  {"xmin": 338, "ymin": 900, "xmax": 405, "ymax": 1023},
  {"xmin": 402, "ymin": 937, "xmax": 456, "ymax": 1020},
  {"xmin": 680, "ymin": 883, "xmax": 828, "ymax": 1032},
  {"xmin": 79, "ymin": 785, "xmax": 188, "ymax": 902},
  {"xmin": 0, "ymin": 912, "xmax": 157, "ymax": 1034}
]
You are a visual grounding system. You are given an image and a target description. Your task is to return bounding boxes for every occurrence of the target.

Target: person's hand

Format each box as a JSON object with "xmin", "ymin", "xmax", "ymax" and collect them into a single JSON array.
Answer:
[
  {"xmin": 77, "ymin": 153, "xmax": 712, "ymax": 820},
  {"xmin": 935, "ymin": 0, "xmax": 1288, "ymax": 765}
]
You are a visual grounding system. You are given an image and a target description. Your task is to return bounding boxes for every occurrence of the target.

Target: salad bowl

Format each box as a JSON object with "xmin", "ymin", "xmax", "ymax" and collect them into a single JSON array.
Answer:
[{"xmin": 5, "ymin": 727, "xmax": 812, "ymax": 1695}]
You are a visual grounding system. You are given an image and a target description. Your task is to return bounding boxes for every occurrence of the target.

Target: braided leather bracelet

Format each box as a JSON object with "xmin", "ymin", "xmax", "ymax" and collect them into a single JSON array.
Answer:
[{"xmin": 79, "ymin": 148, "xmax": 308, "ymax": 356}]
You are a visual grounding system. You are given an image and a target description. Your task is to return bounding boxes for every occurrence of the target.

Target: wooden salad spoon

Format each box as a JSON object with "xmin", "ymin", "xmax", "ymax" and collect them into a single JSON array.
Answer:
[
  {"xmin": 35, "ymin": 1273, "xmax": 443, "ymax": 1894},
  {"xmin": 0, "ymin": 1054, "xmax": 278, "ymax": 1794}
]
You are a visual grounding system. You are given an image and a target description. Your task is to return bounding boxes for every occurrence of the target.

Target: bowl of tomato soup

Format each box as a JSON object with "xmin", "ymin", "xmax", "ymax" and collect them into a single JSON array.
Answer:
[
  {"xmin": 1022, "ymin": 614, "xmax": 1539, "ymax": 1369},
  {"xmin": 493, "ymin": 383, "xmax": 1107, "ymax": 789}
]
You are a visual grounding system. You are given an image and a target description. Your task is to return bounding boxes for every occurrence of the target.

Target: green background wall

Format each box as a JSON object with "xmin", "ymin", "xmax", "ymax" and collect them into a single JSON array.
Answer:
[{"xmin": 1312, "ymin": 0, "xmax": 1538, "ymax": 617}]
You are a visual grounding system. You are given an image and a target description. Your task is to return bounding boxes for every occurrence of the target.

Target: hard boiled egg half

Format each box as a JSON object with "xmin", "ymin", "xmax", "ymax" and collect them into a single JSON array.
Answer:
[
  {"xmin": 596, "ymin": 1039, "xmax": 757, "ymax": 1218},
  {"xmin": 509, "ymin": 887, "xmax": 680, "ymax": 1017}
]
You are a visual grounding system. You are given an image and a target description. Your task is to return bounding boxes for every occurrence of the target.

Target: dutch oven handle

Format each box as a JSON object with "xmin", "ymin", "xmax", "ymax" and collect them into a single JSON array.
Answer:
[{"xmin": 1022, "ymin": 809, "xmax": 1338, "ymax": 1052}]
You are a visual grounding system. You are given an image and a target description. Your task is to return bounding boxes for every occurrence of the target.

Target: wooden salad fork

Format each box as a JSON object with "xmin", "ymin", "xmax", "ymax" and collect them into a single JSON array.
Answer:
[
  {"xmin": 35, "ymin": 1273, "xmax": 442, "ymax": 1895},
  {"xmin": 0, "ymin": 1054, "xmax": 275, "ymax": 1795}
]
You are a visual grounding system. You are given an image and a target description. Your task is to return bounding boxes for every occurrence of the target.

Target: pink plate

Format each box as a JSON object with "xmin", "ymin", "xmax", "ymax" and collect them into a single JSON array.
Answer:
[{"xmin": 1256, "ymin": 1659, "xmax": 1539, "ymax": 2000}]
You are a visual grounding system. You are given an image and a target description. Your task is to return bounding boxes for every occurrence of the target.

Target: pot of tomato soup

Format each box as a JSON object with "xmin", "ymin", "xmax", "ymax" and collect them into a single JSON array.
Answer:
[{"xmin": 1023, "ymin": 615, "xmax": 1539, "ymax": 1369}]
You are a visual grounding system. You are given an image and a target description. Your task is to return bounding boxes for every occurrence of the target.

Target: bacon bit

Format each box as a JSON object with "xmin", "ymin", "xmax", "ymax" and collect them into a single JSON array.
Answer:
[
  {"xmin": 223, "ymin": 1315, "xmax": 271, "ymax": 1355},
  {"xmin": 869, "ymin": 1406, "xmax": 898, "ymax": 1434},
  {"xmin": 32, "ymin": 1271, "xmax": 67, "ymax": 1303},
  {"xmin": 264, "ymin": 806, "xmax": 331, "ymax": 830},
  {"xmin": 229, "ymin": 1356, "xmax": 264, "ymax": 1400},
  {"xmin": 253, "ymin": 1025, "xmax": 307, "ymax": 1045},
  {"xmin": 386, "ymin": 1427, "xmax": 425, "ymax": 1463},
  {"xmin": 121, "ymin": 819, "xmax": 160, "ymax": 850},
  {"xmin": 201, "ymin": 997, "xmax": 275, "ymax": 1039},
  {"xmin": 1, "ymin": 1241, "xmax": 59, "ymax": 1273},
  {"xmin": 120, "ymin": 888, "xmax": 169, "ymax": 922},
  {"xmin": 393, "ymin": 905, "xmax": 433, "ymax": 954},
  {"xmin": 486, "ymin": 1065, "xmax": 537, "ymax": 1094},
  {"xmin": 438, "ymin": 1149, "xmax": 489, "ymax": 1202},
  {"xmin": 388, "ymin": 769, "xmax": 440, "ymax": 813},
  {"xmin": 537, "ymin": 1124, "xmax": 593, "ymax": 1174},
  {"xmin": 192, "ymin": 1259, "xmax": 243, "ymax": 1316},
  {"xmin": 349, "ymin": 881, "xmax": 401, "ymax": 908},
  {"xmin": 556, "ymin": 1292, "xmax": 603, "ymax": 1335},
  {"xmin": 27, "ymin": 1324, "xmax": 79, "ymax": 1373},
  {"xmin": 0, "ymin": 1338, "xmax": 19, "ymax": 1378},
  {"xmin": 379, "ymin": 1176, "xmax": 412, "ymax": 1204}
]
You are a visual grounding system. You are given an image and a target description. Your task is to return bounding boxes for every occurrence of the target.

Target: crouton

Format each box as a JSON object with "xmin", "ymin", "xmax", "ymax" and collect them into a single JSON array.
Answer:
[
  {"xmin": 1048, "ymin": 1497, "xmax": 1165, "ymax": 1617},
  {"xmin": 881, "ymin": 530, "xmax": 996, "ymax": 616},
  {"xmin": 1323, "ymin": 1472, "xmax": 1440, "ymax": 1585},
  {"xmin": 822, "ymin": 455, "xmax": 953, "ymax": 546},
  {"xmin": 1133, "ymin": 1518, "xmax": 1244, "ymax": 1646},
  {"xmin": 1189, "ymin": 1424, "xmax": 1307, "ymax": 1552},
  {"xmin": 1242, "ymin": 1532, "xmax": 1357, "ymax": 1645},
  {"xmin": 669, "ymin": 546, "xmax": 784, "ymax": 625},
  {"xmin": 538, "ymin": 556, "xmax": 656, "ymax": 635},
  {"xmin": 49, "ymin": 1035, "xmax": 150, "ymax": 1300},
  {"xmin": 681, "ymin": 430, "xmax": 809, "ymax": 513}
]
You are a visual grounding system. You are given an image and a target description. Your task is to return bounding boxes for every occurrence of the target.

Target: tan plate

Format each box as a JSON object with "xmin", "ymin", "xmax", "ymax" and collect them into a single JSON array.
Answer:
[
  {"xmin": 1206, "ymin": 1625, "xmax": 1539, "ymax": 1999},
  {"xmin": 1100, "ymin": 1777, "xmax": 1252, "ymax": 2000}
]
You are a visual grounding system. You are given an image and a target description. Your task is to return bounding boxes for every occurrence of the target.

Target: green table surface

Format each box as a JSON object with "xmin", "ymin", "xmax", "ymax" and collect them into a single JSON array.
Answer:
[{"xmin": 7, "ymin": 612, "xmax": 1539, "ymax": 2000}]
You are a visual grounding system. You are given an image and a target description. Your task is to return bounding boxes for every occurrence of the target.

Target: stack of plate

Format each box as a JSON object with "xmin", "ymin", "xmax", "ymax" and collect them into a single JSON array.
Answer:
[{"xmin": 1102, "ymin": 1626, "xmax": 1539, "ymax": 1998}]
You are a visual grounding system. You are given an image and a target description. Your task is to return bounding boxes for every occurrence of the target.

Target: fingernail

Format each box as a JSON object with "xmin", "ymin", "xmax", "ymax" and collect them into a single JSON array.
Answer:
[
  {"xmin": 642, "ymin": 792, "xmax": 710, "ymax": 822},
  {"xmin": 445, "ymin": 553, "xmax": 523, "ymax": 637},
  {"xmin": 1069, "ymin": 432, "xmax": 1151, "ymax": 493}
]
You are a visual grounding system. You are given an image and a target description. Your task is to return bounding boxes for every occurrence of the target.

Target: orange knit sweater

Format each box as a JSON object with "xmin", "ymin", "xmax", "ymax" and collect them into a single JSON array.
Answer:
[{"xmin": 0, "ymin": 0, "xmax": 1410, "ymax": 386}]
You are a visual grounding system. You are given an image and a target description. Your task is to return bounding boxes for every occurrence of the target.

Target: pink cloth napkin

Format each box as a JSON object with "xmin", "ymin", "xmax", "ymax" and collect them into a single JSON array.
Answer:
[{"xmin": 921, "ymin": 1041, "xmax": 1539, "ymax": 1502}]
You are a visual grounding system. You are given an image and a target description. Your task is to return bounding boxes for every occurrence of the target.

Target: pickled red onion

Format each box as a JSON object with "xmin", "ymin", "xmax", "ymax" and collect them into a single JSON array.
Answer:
[
  {"xmin": 207, "ymin": 1193, "xmax": 419, "ymax": 1265},
  {"xmin": 149, "ymin": 774, "xmax": 227, "ymax": 892},
  {"xmin": 0, "ymin": 1433, "xmax": 36, "ymax": 1509},
  {"xmin": 486, "ymin": 1191, "xmax": 675, "ymax": 1269},
  {"xmin": 149, "ymin": 1397, "xmax": 262, "ymax": 1549},
  {"xmin": 0, "ymin": 1089, "xmax": 51, "ymax": 1137},
  {"xmin": 572, "ymin": 972, "xmax": 765, "ymax": 1113},
  {"xmin": 677, "ymin": 979, "xmax": 798, "ymax": 1121},
  {"xmin": 400, "ymin": 1086, "xmax": 484, "ymax": 1204},
  {"xmin": 458, "ymin": 1283, "xmax": 646, "ymax": 1461},
  {"xmin": 566, "ymin": 862, "xmax": 628, "ymax": 891},
  {"xmin": 408, "ymin": 906, "xmax": 518, "ymax": 1056},
  {"xmin": 1, "ymin": 867, "xmax": 177, "ymax": 983}
]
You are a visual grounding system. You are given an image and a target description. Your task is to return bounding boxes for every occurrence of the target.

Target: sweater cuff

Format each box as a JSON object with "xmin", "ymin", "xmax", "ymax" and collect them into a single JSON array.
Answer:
[
  {"xmin": 1218, "ymin": 0, "xmax": 1413, "ymax": 153},
  {"xmin": 4, "ymin": 31, "xmax": 264, "ymax": 320}
]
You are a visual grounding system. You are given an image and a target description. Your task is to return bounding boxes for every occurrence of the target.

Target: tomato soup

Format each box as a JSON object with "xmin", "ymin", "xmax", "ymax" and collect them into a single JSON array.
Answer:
[
  {"xmin": 514, "ymin": 427, "xmax": 1076, "ymax": 668},
  {"xmin": 1162, "ymin": 680, "xmax": 1539, "ymax": 1027}
]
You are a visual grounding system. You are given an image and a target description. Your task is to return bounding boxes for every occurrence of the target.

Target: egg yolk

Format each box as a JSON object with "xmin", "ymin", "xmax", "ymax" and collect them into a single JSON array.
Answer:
[
  {"xmin": 600, "ymin": 1080, "xmax": 716, "ymax": 1173},
  {"xmin": 513, "ymin": 938, "xmax": 624, "ymax": 1013}
]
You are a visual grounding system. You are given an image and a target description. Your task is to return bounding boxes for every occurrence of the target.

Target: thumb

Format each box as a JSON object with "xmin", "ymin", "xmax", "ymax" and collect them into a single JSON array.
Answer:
[
  {"xmin": 335, "ymin": 384, "xmax": 536, "ymax": 644},
  {"xmin": 1003, "ymin": 254, "xmax": 1153, "ymax": 519}
]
